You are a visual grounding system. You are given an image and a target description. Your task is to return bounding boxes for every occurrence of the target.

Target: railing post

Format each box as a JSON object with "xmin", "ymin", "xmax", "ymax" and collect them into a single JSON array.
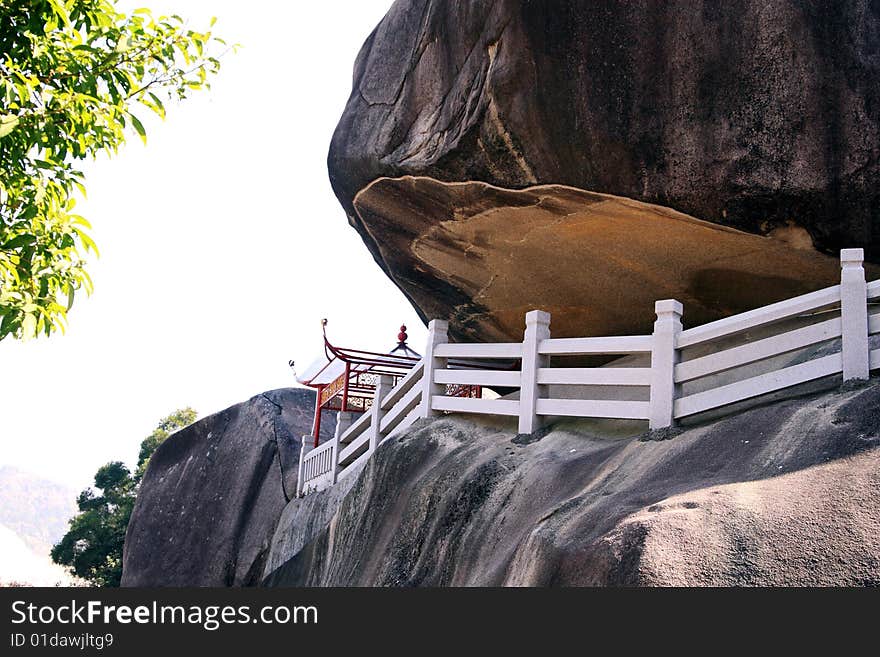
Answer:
[
  {"xmin": 330, "ymin": 411, "xmax": 354, "ymax": 484},
  {"xmin": 329, "ymin": 438, "xmax": 340, "ymax": 485},
  {"xmin": 419, "ymin": 319, "xmax": 449, "ymax": 418},
  {"xmin": 296, "ymin": 434, "xmax": 313, "ymax": 498},
  {"xmin": 334, "ymin": 411, "xmax": 354, "ymax": 440},
  {"xmin": 519, "ymin": 310, "xmax": 551, "ymax": 434},
  {"xmin": 649, "ymin": 299, "xmax": 683, "ymax": 430},
  {"xmin": 369, "ymin": 374, "xmax": 393, "ymax": 452},
  {"xmin": 841, "ymin": 248, "xmax": 869, "ymax": 381}
]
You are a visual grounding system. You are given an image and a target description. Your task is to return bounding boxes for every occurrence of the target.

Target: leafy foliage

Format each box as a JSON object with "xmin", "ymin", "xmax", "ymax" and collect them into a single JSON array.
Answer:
[
  {"xmin": 0, "ymin": 1, "xmax": 228, "ymax": 340},
  {"xmin": 51, "ymin": 407, "xmax": 196, "ymax": 586},
  {"xmin": 134, "ymin": 406, "xmax": 195, "ymax": 480}
]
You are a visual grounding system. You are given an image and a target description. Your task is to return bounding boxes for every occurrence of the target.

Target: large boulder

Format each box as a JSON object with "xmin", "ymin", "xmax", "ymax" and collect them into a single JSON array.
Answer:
[
  {"xmin": 122, "ymin": 388, "xmax": 334, "ymax": 587},
  {"xmin": 330, "ymin": 0, "xmax": 880, "ymax": 340},
  {"xmin": 263, "ymin": 381, "xmax": 880, "ymax": 586}
]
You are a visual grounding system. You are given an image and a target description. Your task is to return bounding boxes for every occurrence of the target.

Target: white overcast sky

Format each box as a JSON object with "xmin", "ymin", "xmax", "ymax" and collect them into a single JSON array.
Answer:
[{"xmin": 0, "ymin": 0, "xmax": 426, "ymax": 489}]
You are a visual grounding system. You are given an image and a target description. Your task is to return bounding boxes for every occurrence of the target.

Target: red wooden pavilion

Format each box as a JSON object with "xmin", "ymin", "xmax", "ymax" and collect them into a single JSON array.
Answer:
[{"xmin": 294, "ymin": 320, "xmax": 422, "ymax": 447}]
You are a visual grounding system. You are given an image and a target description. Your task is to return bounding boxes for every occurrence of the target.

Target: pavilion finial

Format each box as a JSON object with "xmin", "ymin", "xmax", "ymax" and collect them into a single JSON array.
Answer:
[
  {"xmin": 321, "ymin": 318, "xmax": 332, "ymax": 359},
  {"xmin": 397, "ymin": 324, "xmax": 408, "ymax": 346}
]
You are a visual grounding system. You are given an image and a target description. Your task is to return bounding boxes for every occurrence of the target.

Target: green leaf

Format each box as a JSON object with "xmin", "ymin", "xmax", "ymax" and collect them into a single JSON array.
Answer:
[
  {"xmin": 46, "ymin": 0, "xmax": 71, "ymax": 26},
  {"xmin": 0, "ymin": 114, "xmax": 19, "ymax": 138},
  {"xmin": 73, "ymin": 226, "xmax": 100, "ymax": 256},
  {"xmin": 0, "ymin": 312, "xmax": 19, "ymax": 339},
  {"xmin": 2, "ymin": 234, "xmax": 36, "ymax": 250},
  {"xmin": 147, "ymin": 92, "xmax": 165, "ymax": 118},
  {"xmin": 129, "ymin": 113, "xmax": 146, "ymax": 143}
]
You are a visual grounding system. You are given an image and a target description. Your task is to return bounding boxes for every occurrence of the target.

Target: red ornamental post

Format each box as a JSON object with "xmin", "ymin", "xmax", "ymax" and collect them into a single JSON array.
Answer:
[
  {"xmin": 341, "ymin": 362, "xmax": 351, "ymax": 413},
  {"xmin": 313, "ymin": 385, "xmax": 324, "ymax": 448}
]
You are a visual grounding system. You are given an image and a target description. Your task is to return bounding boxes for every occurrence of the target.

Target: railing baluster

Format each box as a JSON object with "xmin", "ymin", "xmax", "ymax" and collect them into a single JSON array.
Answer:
[
  {"xmin": 419, "ymin": 320, "xmax": 448, "ymax": 418},
  {"xmin": 296, "ymin": 434, "xmax": 312, "ymax": 498},
  {"xmin": 369, "ymin": 375, "xmax": 393, "ymax": 452},
  {"xmin": 519, "ymin": 310, "xmax": 550, "ymax": 434},
  {"xmin": 649, "ymin": 299, "xmax": 683, "ymax": 430},
  {"xmin": 841, "ymin": 248, "xmax": 869, "ymax": 381}
]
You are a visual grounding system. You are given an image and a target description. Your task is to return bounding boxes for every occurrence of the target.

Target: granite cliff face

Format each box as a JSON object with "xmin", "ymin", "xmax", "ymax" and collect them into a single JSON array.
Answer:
[
  {"xmin": 121, "ymin": 381, "xmax": 880, "ymax": 586},
  {"xmin": 264, "ymin": 381, "xmax": 880, "ymax": 587},
  {"xmin": 122, "ymin": 388, "xmax": 334, "ymax": 587},
  {"xmin": 330, "ymin": 0, "xmax": 880, "ymax": 340}
]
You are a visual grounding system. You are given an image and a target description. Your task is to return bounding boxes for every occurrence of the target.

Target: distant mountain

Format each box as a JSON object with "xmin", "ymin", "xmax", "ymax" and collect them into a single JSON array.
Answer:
[
  {"xmin": 0, "ymin": 525, "xmax": 73, "ymax": 586},
  {"xmin": 0, "ymin": 466, "xmax": 78, "ymax": 585}
]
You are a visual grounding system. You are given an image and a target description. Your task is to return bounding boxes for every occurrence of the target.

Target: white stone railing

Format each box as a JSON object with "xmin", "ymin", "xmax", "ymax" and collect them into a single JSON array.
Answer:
[
  {"xmin": 297, "ymin": 438, "xmax": 337, "ymax": 496},
  {"xmin": 297, "ymin": 361, "xmax": 425, "ymax": 496},
  {"xmin": 298, "ymin": 248, "xmax": 879, "ymax": 496}
]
